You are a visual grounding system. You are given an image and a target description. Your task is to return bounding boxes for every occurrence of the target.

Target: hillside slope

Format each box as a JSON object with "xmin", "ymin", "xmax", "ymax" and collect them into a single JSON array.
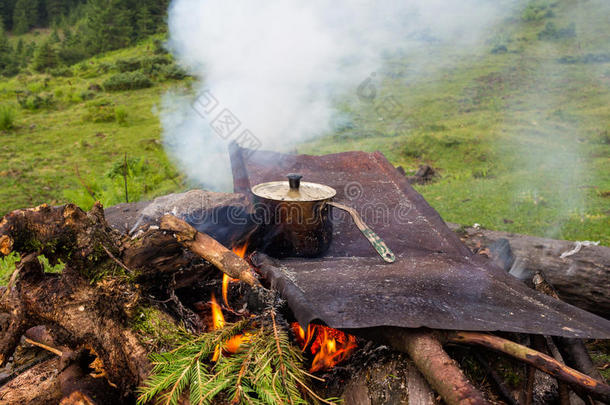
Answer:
[{"xmin": 301, "ymin": 0, "xmax": 610, "ymax": 243}]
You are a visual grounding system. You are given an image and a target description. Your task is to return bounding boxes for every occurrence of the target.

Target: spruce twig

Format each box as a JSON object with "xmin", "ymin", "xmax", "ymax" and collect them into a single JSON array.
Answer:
[{"xmin": 137, "ymin": 313, "xmax": 337, "ymax": 405}]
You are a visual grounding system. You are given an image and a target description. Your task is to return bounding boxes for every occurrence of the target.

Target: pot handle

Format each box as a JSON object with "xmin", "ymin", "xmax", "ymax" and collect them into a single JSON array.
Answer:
[{"xmin": 328, "ymin": 202, "xmax": 396, "ymax": 263}]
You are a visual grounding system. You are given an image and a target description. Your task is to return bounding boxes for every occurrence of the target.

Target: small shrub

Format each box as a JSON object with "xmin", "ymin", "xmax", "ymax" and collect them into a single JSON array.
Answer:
[
  {"xmin": 0, "ymin": 106, "xmax": 16, "ymax": 131},
  {"xmin": 115, "ymin": 58, "xmax": 142, "ymax": 73},
  {"xmin": 84, "ymin": 99, "xmax": 116, "ymax": 122},
  {"xmin": 160, "ymin": 64, "xmax": 188, "ymax": 80},
  {"xmin": 557, "ymin": 53, "xmax": 610, "ymax": 65},
  {"xmin": 522, "ymin": 1, "xmax": 555, "ymax": 22},
  {"xmin": 103, "ymin": 72, "xmax": 153, "ymax": 92},
  {"xmin": 84, "ymin": 105, "xmax": 116, "ymax": 123},
  {"xmin": 147, "ymin": 56, "xmax": 172, "ymax": 66},
  {"xmin": 57, "ymin": 47, "xmax": 88, "ymax": 66},
  {"xmin": 16, "ymin": 91, "xmax": 55, "ymax": 110},
  {"xmin": 64, "ymin": 89, "xmax": 87, "ymax": 104},
  {"xmin": 140, "ymin": 56, "xmax": 173, "ymax": 75},
  {"xmin": 153, "ymin": 39, "xmax": 169, "ymax": 55},
  {"xmin": 96, "ymin": 62, "xmax": 113, "ymax": 74},
  {"xmin": 115, "ymin": 105, "xmax": 128, "ymax": 125},
  {"xmin": 48, "ymin": 66, "xmax": 74, "ymax": 77},
  {"xmin": 538, "ymin": 22, "xmax": 576, "ymax": 40},
  {"xmin": 491, "ymin": 45, "xmax": 508, "ymax": 54},
  {"xmin": 79, "ymin": 90, "xmax": 96, "ymax": 101}
]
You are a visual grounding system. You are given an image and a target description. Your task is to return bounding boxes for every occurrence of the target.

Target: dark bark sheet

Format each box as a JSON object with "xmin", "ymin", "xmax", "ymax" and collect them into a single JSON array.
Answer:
[{"xmin": 230, "ymin": 145, "xmax": 610, "ymax": 339}]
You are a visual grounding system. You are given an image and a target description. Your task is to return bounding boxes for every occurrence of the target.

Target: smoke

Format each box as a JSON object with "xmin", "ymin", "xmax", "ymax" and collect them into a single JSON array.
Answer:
[{"xmin": 162, "ymin": 0, "xmax": 510, "ymax": 190}]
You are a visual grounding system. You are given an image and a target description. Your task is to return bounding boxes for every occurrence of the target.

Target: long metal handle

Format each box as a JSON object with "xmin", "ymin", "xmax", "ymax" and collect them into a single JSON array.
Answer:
[{"xmin": 328, "ymin": 202, "xmax": 396, "ymax": 263}]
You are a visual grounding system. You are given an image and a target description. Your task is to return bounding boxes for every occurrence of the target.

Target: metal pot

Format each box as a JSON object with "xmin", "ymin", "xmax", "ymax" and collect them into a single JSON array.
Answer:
[{"xmin": 251, "ymin": 174, "xmax": 395, "ymax": 263}]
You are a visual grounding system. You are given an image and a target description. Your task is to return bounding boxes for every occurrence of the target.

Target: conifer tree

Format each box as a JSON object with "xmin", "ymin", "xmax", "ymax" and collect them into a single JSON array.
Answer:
[
  {"xmin": 50, "ymin": 28, "xmax": 61, "ymax": 43},
  {"xmin": 12, "ymin": 0, "xmax": 38, "ymax": 35},
  {"xmin": 25, "ymin": 40, "xmax": 36, "ymax": 58},
  {"xmin": 15, "ymin": 38, "xmax": 25, "ymax": 68},
  {"xmin": 84, "ymin": 0, "xmax": 132, "ymax": 54},
  {"xmin": 0, "ymin": 0, "xmax": 17, "ymax": 31},
  {"xmin": 135, "ymin": 4, "xmax": 154, "ymax": 40},
  {"xmin": 32, "ymin": 37, "xmax": 59, "ymax": 72},
  {"xmin": 58, "ymin": 26, "xmax": 86, "ymax": 65},
  {"xmin": 46, "ymin": 0, "xmax": 67, "ymax": 25},
  {"xmin": 0, "ymin": 22, "xmax": 18, "ymax": 76},
  {"xmin": 62, "ymin": 27, "xmax": 73, "ymax": 45}
]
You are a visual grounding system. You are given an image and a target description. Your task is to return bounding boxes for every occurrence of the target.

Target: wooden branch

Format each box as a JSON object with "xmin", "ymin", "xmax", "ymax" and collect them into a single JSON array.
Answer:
[
  {"xmin": 160, "ymin": 214, "xmax": 261, "ymax": 288},
  {"xmin": 446, "ymin": 331, "xmax": 610, "ymax": 402},
  {"xmin": 379, "ymin": 329, "xmax": 488, "ymax": 405},
  {"xmin": 24, "ymin": 337, "xmax": 63, "ymax": 357}
]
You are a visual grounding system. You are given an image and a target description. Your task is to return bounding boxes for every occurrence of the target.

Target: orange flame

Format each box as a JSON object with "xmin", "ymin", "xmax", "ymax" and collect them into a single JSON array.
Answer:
[
  {"xmin": 232, "ymin": 242, "xmax": 248, "ymax": 258},
  {"xmin": 310, "ymin": 327, "xmax": 357, "ymax": 373},
  {"xmin": 222, "ymin": 242, "xmax": 248, "ymax": 307},
  {"xmin": 291, "ymin": 323, "xmax": 315, "ymax": 352},
  {"xmin": 210, "ymin": 293, "xmax": 249, "ymax": 362},
  {"xmin": 291, "ymin": 322, "xmax": 357, "ymax": 372},
  {"xmin": 210, "ymin": 293, "xmax": 225, "ymax": 330}
]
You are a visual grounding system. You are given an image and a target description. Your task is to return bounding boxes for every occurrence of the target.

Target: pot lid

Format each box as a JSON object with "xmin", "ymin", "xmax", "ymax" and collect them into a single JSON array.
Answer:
[{"xmin": 251, "ymin": 174, "xmax": 336, "ymax": 202}]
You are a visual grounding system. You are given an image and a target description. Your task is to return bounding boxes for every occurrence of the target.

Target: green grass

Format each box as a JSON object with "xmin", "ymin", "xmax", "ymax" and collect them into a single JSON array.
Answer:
[
  {"xmin": 300, "ymin": 0, "xmax": 610, "ymax": 244},
  {"xmin": 0, "ymin": 36, "xmax": 189, "ymax": 212},
  {"xmin": 0, "ymin": 0, "xmax": 608, "ymax": 245}
]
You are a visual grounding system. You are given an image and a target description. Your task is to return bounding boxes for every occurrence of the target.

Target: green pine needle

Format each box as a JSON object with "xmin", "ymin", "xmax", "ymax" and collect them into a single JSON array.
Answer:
[{"xmin": 137, "ymin": 316, "xmax": 339, "ymax": 405}]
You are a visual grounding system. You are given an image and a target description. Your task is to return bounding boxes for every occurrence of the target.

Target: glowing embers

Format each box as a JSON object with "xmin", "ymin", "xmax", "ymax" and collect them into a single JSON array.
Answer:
[{"xmin": 291, "ymin": 323, "xmax": 357, "ymax": 372}]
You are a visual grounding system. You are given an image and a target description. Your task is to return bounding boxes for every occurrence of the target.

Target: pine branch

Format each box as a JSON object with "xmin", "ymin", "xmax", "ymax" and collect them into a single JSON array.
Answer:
[{"xmin": 137, "ymin": 313, "xmax": 338, "ymax": 405}]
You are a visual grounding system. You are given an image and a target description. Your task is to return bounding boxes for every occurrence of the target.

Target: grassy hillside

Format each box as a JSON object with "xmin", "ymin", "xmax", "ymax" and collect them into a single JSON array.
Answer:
[
  {"xmin": 0, "ymin": 36, "xmax": 189, "ymax": 212},
  {"xmin": 301, "ymin": 0, "xmax": 610, "ymax": 244},
  {"xmin": 0, "ymin": 0, "xmax": 608, "ymax": 244}
]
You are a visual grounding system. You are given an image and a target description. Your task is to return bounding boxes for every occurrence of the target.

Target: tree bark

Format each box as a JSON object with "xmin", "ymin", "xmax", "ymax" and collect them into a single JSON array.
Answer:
[{"xmin": 0, "ymin": 358, "xmax": 62, "ymax": 405}]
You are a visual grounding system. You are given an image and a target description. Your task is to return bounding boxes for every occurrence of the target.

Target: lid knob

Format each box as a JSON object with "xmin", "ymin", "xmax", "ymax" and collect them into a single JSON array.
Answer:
[{"xmin": 287, "ymin": 173, "xmax": 302, "ymax": 190}]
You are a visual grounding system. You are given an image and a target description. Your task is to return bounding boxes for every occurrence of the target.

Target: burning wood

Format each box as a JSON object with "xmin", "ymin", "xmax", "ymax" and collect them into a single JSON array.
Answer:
[
  {"xmin": 160, "ymin": 214, "xmax": 261, "ymax": 288},
  {"xmin": 291, "ymin": 323, "xmax": 358, "ymax": 372}
]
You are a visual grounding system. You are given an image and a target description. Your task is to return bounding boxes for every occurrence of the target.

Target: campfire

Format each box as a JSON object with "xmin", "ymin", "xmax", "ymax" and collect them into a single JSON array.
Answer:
[
  {"xmin": 0, "ymin": 148, "xmax": 609, "ymax": 405},
  {"xmin": 217, "ymin": 240, "xmax": 358, "ymax": 373},
  {"xmin": 292, "ymin": 323, "xmax": 358, "ymax": 373}
]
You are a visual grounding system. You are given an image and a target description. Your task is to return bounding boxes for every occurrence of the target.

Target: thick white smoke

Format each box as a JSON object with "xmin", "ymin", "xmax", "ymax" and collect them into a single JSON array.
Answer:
[{"xmin": 162, "ymin": 0, "xmax": 510, "ymax": 190}]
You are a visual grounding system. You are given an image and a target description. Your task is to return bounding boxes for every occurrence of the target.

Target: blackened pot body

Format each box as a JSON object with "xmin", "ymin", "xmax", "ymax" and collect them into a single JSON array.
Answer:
[{"xmin": 253, "ymin": 196, "xmax": 333, "ymax": 258}]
